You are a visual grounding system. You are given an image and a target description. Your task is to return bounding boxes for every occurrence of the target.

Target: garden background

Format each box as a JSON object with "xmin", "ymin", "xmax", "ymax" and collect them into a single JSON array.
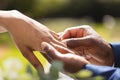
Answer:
[{"xmin": 0, "ymin": 0, "xmax": 120, "ymax": 80}]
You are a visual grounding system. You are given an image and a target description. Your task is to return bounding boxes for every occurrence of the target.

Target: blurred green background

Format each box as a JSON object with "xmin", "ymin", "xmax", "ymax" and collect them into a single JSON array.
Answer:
[{"xmin": 0, "ymin": 0, "xmax": 120, "ymax": 79}]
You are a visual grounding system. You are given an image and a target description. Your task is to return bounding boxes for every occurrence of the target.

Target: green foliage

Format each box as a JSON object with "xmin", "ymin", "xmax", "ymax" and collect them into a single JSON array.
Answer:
[
  {"xmin": 0, "ymin": 33, "xmax": 11, "ymax": 44},
  {"xmin": 1, "ymin": 18, "xmax": 119, "ymax": 80},
  {"xmin": 1, "ymin": 0, "xmax": 120, "ymax": 21},
  {"xmin": 0, "ymin": 18, "xmax": 120, "ymax": 80},
  {"xmin": 32, "ymin": 60, "xmax": 104, "ymax": 80},
  {"xmin": 30, "ymin": 0, "xmax": 70, "ymax": 18},
  {"xmin": 0, "ymin": 58, "xmax": 104, "ymax": 80},
  {"xmin": 26, "ymin": 65, "xmax": 34, "ymax": 76},
  {"xmin": 37, "ymin": 60, "xmax": 63, "ymax": 80},
  {"xmin": 0, "ymin": 0, "xmax": 70, "ymax": 18},
  {"xmin": 75, "ymin": 69, "xmax": 93, "ymax": 78},
  {"xmin": 48, "ymin": 61, "xmax": 63, "ymax": 80}
]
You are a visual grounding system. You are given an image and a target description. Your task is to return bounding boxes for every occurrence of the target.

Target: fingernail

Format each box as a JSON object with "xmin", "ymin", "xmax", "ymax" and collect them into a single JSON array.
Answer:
[{"xmin": 41, "ymin": 42, "xmax": 50, "ymax": 54}]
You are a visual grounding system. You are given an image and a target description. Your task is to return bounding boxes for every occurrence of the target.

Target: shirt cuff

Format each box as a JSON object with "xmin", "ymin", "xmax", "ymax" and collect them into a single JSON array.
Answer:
[
  {"xmin": 83, "ymin": 64, "xmax": 117, "ymax": 79},
  {"xmin": 110, "ymin": 43, "xmax": 120, "ymax": 67}
]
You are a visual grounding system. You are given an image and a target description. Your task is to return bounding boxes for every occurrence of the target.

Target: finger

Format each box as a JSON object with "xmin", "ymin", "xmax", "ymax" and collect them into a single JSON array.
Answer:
[
  {"xmin": 60, "ymin": 26, "xmax": 85, "ymax": 39},
  {"xmin": 50, "ymin": 30, "xmax": 61, "ymax": 41},
  {"xmin": 49, "ymin": 31, "xmax": 67, "ymax": 47},
  {"xmin": 41, "ymin": 42, "xmax": 89, "ymax": 73},
  {"xmin": 18, "ymin": 46, "xmax": 44, "ymax": 71},
  {"xmin": 62, "ymin": 36, "xmax": 93, "ymax": 48},
  {"xmin": 40, "ymin": 51, "xmax": 53, "ymax": 63},
  {"xmin": 41, "ymin": 42, "xmax": 64, "ymax": 61},
  {"xmin": 60, "ymin": 25, "xmax": 95, "ymax": 40},
  {"xmin": 60, "ymin": 27, "xmax": 77, "ymax": 39},
  {"xmin": 50, "ymin": 42, "xmax": 74, "ymax": 54}
]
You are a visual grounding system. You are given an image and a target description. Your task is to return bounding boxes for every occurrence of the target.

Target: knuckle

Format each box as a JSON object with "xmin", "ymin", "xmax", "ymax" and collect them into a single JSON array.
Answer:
[
  {"xmin": 87, "ymin": 36, "xmax": 95, "ymax": 44},
  {"xmin": 77, "ymin": 25, "xmax": 92, "ymax": 30}
]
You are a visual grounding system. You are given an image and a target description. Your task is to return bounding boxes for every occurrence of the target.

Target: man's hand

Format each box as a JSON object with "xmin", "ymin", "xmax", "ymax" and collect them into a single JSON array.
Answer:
[
  {"xmin": 41, "ymin": 42, "xmax": 89, "ymax": 73},
  {"xmin": 60, "ymin": 25, "xmax": 114, "ymax": 66}
]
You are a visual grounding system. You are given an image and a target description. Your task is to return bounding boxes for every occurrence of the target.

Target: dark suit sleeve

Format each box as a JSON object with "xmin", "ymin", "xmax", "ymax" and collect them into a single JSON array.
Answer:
[
  {"xmin": 111, "ymin": 43, "xmax": 120, "ymax": 67},
  {"xmin": 83, "ymin": 43, "xmax": 120, "ymax": 80},
  {"xmin": 83, "ymin": 64, "xmax": 120, "ymax": 80}
]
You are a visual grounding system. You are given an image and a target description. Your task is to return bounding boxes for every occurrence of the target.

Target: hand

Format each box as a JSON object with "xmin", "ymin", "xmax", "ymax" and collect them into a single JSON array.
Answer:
[
  {"xmin": 41, "ymin": 42, "xmax": 89, "ymax": 73},
  {"xmin": 60, "ymin": 25, "xmax": 114, "ymax": 66},
  {"xmin": 0, "ymin": 10, "xmax": 64, "ymax": 71}
]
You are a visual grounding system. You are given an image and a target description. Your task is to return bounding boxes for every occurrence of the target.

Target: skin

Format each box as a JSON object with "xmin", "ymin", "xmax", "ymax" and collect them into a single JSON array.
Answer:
[
  {"xmin": 41, "ymin": 42, "xmax": 89, "ymax": 73},
  {"xmin": 41, "ymin": 25, "xmax": 114, "ymax": 73},
  {"xmin": 0, "ymin": 10, "xmax": 114, "ymax": 73},
  {"xmin": 0, "ymin": 10, "xmax": 65, "ymax": 71}
]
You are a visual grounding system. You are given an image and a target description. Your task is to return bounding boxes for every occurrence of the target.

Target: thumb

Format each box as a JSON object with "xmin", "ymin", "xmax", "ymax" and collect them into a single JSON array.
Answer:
[
  {"xmin": 41, "ymin": 42, "xmax": 63, "ymax": 61},
  {"xmin": 62, "ymin": 36, "xmax": 92, "ymax": 48}
]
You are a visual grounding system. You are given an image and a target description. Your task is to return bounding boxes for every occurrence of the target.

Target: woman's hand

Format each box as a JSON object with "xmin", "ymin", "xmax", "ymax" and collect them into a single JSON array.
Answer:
[
  {"xmin": 60, "ymin": 25, "xmax": 114, "ymax": 66},
  {"xmin": 0, "ymin": 10, "xmax": 64, "ymax": 71}
]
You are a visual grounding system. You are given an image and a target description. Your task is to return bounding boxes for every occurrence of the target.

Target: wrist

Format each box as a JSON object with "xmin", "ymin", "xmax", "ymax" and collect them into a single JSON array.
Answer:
[{"xmin": 0, "ymin": 11, "xmax": 17, "ymax": 29}]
